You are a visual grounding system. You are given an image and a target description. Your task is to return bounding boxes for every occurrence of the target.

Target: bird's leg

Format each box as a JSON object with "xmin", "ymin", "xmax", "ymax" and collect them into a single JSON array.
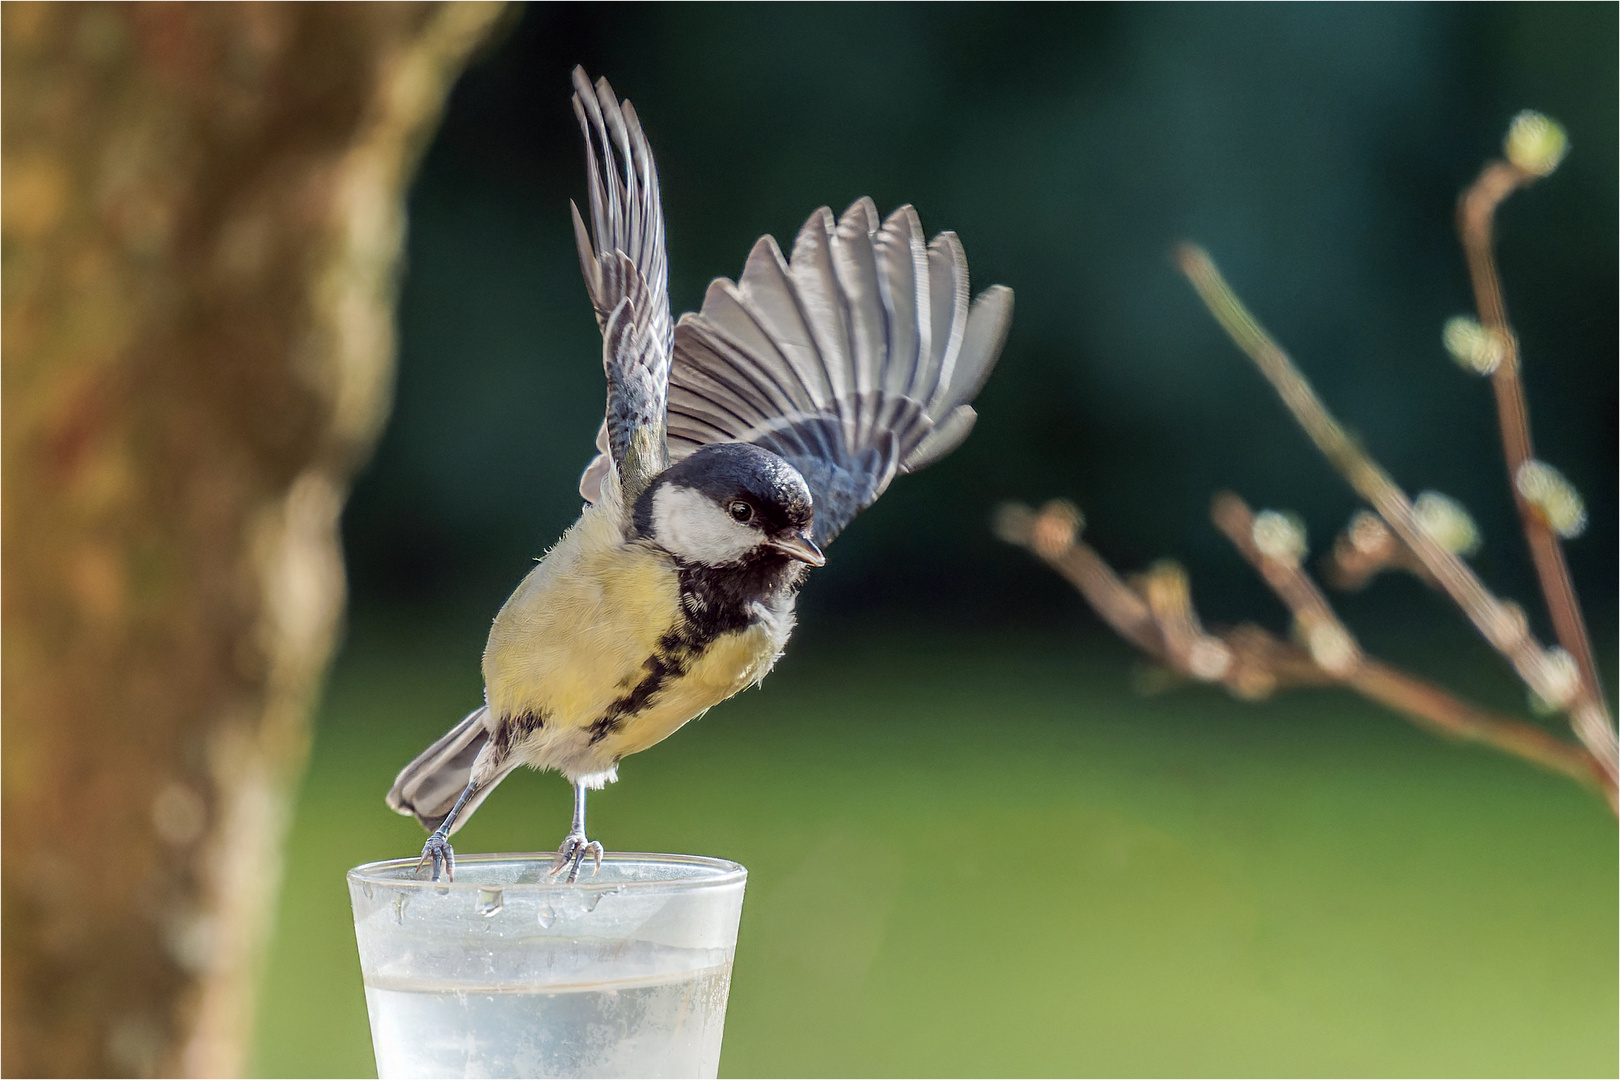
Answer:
[
  {"xmin": 549, "ymin": 779, "xmax": 604, "ymax": 884},
  {"xmin": 416, "ymin": 779, "xmax": 479, "ymax": 882}
]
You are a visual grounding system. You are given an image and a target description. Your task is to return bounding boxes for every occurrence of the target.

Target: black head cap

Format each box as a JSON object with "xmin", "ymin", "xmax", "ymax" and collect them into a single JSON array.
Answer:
[{"xmin": 633, "ymin": 442, "xmax": 813, "ymax": 536}]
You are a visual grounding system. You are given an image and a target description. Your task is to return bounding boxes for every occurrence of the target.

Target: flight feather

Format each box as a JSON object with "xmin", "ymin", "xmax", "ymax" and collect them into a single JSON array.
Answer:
[
  {"xmin": 665, "ymin": 199, "xmax": 1012, "ymax": 545},
  {"xmin": 571, "ymin": 66, "xmax": 671, "ymax": 503}
]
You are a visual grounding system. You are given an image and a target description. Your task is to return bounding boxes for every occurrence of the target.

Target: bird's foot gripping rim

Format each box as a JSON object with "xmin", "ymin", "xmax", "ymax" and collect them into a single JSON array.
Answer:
[{"xmin": 549, "ymin": 831, "xmax": 604, "ymax": 884}]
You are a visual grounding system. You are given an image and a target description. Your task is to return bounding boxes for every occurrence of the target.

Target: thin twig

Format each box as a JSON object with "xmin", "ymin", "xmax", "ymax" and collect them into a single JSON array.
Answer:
[
  {"xmin": 1457, "ymin": 159, "xmax": 1607, "ymax": 723},
  {"xmin": 995, "ymin": 500, "xmax": 1614, "ymax": 803},
  {"xmin": 1210, "ymin": 492, "xmax": 1614, "ymax": 803},
  {"xmin": 993, "ymin": 502, "xmax": 1161, "ymax": 654},
  {"xmin": 994, "ymin": 501, "xmax": 1318, "ymax": 697},
  {"xmin": 1174, "ymin": 245, "xmax": 1618, "ymax": 786},
  {"xmin": 1352, "ymin": 661, "xmax": 1610, "ymax": 799},
  {"xmin": 1321, "ymin": 510, "xmax": 1435, "ymax": 590}
]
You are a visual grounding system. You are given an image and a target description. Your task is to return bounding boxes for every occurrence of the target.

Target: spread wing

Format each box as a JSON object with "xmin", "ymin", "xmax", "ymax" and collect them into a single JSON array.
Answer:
[
  {"xmin": 571, "ymin": 66, "xmax": 671, "ymax": 504},
  {"xmin": 664, "ymin": 198, "xmax": 1012, "ymax": 546}
]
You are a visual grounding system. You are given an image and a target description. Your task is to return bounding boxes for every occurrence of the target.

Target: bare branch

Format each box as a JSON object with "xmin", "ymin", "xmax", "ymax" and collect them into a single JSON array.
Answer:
[
  {"xmin": 1457, "ymin": 149, "xmax": 1607, "ymax": 730},
  {"xmin": 1173, "ymin": 244, "xmax": 1618, "ymax": 786},
  {"xmin": 1210, "ymin": 492, "xmax": 1614, "ymax": 803},
  {"xmin": 1352, "ymin": 661, "xmax": 1612, "ymax": 801},
  {"xmin": 994, "ymin": 502, "xmax": 1159, "ymax": 654},
  {"xmin": 997, "ymin": 499, "xmax": 1614, "ymax": 806},
  {"xmin": 1322, "ymin": 510, "xmax": 1435, "ymax": 590}
]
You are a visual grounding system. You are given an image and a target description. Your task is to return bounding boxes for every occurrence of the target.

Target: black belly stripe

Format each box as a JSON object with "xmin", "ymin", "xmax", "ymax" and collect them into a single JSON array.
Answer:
[
  {"xmin": 585, "ymin": 552, "xmax": 805, "ymax": 746},
  {"xmin": 588, "ymin": 648, "xmax": 685, "ymax": 745},
  {"xmin": 493, "ymin": 709, "xmax": 547, "ymax": 760}
]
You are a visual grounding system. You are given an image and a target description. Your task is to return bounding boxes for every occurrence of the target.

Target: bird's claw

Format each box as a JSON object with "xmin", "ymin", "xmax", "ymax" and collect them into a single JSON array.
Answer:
[
  {"xmin": 417, "ymin": 831, "xmax": 455, "ymax": 881},
  {"xmin": 549, "ymin": 831, "xmax": 604, "ymax": 884}
]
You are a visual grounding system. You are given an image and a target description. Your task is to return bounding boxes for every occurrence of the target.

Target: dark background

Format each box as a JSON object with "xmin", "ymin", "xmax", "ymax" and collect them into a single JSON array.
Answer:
[
  {"xmin": 257, "ymin": 6, "xmax": 1617, "ymax": 1075},
  {"xmin": 347, "ymin": 1, "xmax": 1614, "ymax": 647}
]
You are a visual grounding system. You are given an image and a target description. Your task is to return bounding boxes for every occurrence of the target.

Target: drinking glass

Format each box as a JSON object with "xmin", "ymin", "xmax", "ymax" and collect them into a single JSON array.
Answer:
[{"xmin": 348, "ymin": 852, "xmax": 747, "ymax": 1079}]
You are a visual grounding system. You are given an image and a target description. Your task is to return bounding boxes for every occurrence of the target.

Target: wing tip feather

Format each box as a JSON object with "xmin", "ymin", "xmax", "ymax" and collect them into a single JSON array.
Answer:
[
  {"xmin": 670, "ymin": 199, "xmax": 1011, "ymax": 544},
  {"xmin": 840, "ymin": 196, "xmax": 880, "ymax": 235}
]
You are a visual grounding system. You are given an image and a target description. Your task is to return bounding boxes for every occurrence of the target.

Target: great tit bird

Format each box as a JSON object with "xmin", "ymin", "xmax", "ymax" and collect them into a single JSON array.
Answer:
[{"xmin": 387, "ymin": 67, "xmax": 1012, "ymax": 882}]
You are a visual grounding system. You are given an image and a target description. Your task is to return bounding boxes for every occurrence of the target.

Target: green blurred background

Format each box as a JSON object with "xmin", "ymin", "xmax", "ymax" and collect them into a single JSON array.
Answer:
[{"xmin": 254, "ymin": 4, "xmax": 1616, "ymax": 1076}]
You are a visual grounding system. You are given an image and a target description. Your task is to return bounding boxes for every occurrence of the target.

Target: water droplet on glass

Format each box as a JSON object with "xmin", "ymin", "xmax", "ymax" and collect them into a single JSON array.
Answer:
[
  {"xmin": 361, "ymin": 882, "xmax": 374, "ymax": 900},
  {"xmin": 585, "ymin": 887, "xmax": 620, "ymax": 913},
  {"xmin": 391, "ymin": 892, "xmax": 408, "ymax": 925},
  {"xmin": 537, "ymin": 902, "xmax": 556, "ymax": 929},
  {"xmin": 476, "ymin": 888, "xmax": 503, "ymax": 917}
]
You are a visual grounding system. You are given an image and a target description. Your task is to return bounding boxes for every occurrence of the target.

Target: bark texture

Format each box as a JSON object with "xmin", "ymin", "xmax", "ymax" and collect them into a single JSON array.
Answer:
[{"xmin": 2, "ymin": 3, "xmax": 506, "ymax": 1075}]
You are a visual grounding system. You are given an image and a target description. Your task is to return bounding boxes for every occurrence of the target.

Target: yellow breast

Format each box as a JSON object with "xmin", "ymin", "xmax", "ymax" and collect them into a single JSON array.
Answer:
[
  {"xmin": 600, "ymin": 621, "xmax": 783, "ymax": 759},
  {"xmin": 482, "ymin": 503, "xmax": 679, "ymax": 730},
  {"xmin": 480, "ymin": 501, "xmax": 789, "ymax": 779}
]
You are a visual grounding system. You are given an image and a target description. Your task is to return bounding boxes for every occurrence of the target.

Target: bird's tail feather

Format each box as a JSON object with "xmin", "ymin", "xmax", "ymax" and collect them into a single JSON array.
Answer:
[{"xmin": 386, "ymin": 706, "xmax": 517, "ymax": 835}]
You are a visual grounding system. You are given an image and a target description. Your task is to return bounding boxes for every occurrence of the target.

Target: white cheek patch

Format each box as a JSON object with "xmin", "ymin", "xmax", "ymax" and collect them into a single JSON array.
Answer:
[{"xmin": 652, "ymin": 485, "xmax": 760, "ymax": 565}]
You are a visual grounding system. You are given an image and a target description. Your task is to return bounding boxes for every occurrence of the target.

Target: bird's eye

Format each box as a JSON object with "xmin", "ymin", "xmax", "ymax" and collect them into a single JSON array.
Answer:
[{"xmin": 728, "ymin": 501, "xmax": 753, "ymax": 523}]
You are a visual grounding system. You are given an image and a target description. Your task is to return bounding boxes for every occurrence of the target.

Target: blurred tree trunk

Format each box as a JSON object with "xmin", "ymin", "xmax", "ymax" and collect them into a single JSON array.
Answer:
[{"xmin": 2, "ymin": 3, "xmax": 506, "ymax": 1075}]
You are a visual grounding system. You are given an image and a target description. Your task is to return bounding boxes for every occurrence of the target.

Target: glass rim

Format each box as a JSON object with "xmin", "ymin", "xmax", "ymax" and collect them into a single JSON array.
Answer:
[{"xmin": 346, "ymin": 850, "xmax": 746, "ymax": 894}]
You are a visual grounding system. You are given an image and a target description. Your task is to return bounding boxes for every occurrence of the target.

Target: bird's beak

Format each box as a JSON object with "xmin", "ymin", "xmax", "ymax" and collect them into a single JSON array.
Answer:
[{"xmin": 768, "ymin": 531, "xmax": 825, "ymax": 567}]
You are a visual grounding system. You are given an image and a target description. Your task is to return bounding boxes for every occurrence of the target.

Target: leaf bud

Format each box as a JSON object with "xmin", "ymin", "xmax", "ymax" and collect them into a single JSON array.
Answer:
[
  {"xmin": 1528, "ymin": 646, "xmax": 1581, "ymax": 713},
  {"xmin": 1503, "ymin": 110, "xmax": 1568, "ymax": 177},
  {"xmin": 1306, "ymin": 622, "xmax": 1358, "ymax": 676},
  {"xmin": 1346, "ymin": 509, "xmax": 1393, "ymax": 556},
  {"xmin": 1413, "ymin": 491, "xmax": 1481, "ymax": 557},
  {"xmin": 1442, "ymin": 316, "xmax": 1504, "ymax": 376},
  {"xmin": 1251, "ymin": 510, "xmax": 1307, "ymax": 566},
  {"xmin": 1187, "ymin": 638, "xmax": 1233, "ymax": 682},
  {"xmin": 1515, "ymin": 460, "xmax": 1586, "ymax": 538},
  {"xmin": 1031, "ymin": 499, "xmax": 1084, "ymax": 558}
]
